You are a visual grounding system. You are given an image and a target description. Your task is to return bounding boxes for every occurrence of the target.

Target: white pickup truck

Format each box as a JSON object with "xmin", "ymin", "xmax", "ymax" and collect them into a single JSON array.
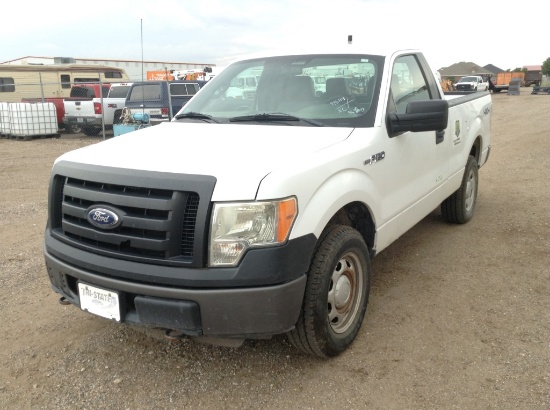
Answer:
[
  {"xmin": 455, "ymin": 75, "xmax": 488, "ymax": 92},
  {"xmin": 62, "ymin": 83, "xmax": 132, "ymax": 136},
  {"xmin": 44, "ymin": 46, "xmax": 491, "ymax": 357}
]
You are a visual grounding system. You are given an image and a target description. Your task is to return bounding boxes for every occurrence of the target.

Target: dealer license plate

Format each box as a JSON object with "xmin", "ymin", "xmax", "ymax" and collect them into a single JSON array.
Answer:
[
  {"xmin": 78, "ymin": 282, "xmax": 121, "ymax": 321},
  {"xmin": 77, "ymin": 118, "xmax": 84, "ymax": 123}
]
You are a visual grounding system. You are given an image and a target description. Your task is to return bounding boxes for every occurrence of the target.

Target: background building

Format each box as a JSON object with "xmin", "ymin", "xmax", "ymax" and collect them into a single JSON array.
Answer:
[
  {"xmin": 0, "ymin": 56, "xmax": 216, "ymax": 81},
  {"xmin": 438, "ymin": 62, "xmax": 495, "ymax": 83}
]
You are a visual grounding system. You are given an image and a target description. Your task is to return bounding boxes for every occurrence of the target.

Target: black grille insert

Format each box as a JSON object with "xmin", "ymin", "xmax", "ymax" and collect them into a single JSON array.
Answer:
[{"xmin": 52, "ymin": 176, "xmax": 201, "ymax": 263}]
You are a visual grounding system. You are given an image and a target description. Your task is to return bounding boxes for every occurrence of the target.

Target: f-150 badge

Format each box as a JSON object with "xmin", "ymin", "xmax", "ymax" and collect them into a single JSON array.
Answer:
[{"xmin": 364, "ymin": 151, "xmax": 385, "ymax": 165}]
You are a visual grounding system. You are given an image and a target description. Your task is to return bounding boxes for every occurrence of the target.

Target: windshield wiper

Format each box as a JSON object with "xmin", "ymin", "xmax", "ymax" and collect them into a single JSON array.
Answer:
[
  {"xmin": 229, "ymin": 113, "xmax": 323, "ymax": 126},
  {"xmin": 174, "ymin": 112, "xmax": 219, "ymax": 123}
]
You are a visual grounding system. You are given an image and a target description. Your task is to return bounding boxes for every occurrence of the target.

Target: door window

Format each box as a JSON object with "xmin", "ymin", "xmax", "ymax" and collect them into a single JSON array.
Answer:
[{"xmin": 390, "ymin": 55, "xmax": 430, "ymax": 113}]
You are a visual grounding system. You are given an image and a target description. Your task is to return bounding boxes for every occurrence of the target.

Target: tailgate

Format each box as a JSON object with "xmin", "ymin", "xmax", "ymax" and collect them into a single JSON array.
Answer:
[{"xmin": 64, "ymin": 100, "xmax": 97, "ymax": 118}]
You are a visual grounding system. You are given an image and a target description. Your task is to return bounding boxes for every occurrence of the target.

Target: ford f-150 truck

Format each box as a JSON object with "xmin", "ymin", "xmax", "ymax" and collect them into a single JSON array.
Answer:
[{"xmin": 44, "ymin": 46, "xmax": 492, "ymax": 358}]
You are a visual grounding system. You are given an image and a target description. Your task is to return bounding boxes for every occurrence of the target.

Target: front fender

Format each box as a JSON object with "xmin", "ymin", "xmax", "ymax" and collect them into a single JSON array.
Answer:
[{"xmin": 290, "ymin": 168, "xmax": 379, "ymax": 241}]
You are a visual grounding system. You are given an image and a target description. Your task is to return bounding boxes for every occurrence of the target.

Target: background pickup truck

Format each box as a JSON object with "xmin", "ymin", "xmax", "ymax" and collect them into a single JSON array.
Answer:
[
  {"xmin": 455, "ymin": 75, "xmax": 488, "ymax": 91},
  {"xmin": 44, "ymin": 46, "xmax": 491, "ymax": 358},
  {"xmin": 62, "ymin": 83, "xmax": 132, "ymax": 136}
]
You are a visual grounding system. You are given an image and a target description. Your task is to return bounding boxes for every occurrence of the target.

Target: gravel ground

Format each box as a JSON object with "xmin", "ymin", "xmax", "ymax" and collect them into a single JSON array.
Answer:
[{"xmin": 0, "ymin": 89, "xmax": 548, "ymax": 409}]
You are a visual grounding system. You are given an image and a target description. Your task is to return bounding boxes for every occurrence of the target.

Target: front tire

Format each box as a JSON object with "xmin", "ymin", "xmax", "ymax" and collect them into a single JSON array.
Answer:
[
  {"xmin": 441, "ymin": 155, "xmax": 478, "ymax": 224},
  {"xmin": 287, "ymin": 225, "xmax": 370, "ymax": 357}
]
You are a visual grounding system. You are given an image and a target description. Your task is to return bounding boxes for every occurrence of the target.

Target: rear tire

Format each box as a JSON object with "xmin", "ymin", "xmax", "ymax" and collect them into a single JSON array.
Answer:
[
  {"xmin": 113, "ymin": 109, "xmax": 123, "ymax": 125},
  {"xmin": 287, "ymin": 225, "xmax": 370, "ymax": 357},
  {"xmin": 83, "ymin": 126, "xmax": 101, "ymax": 136},
  {"xmin": 68, "ymin": 124, "xmax": 83, "ymax": 134},
  {"xmin": 441, "ymin": 155, "xmax": 478, "ymax": 224}
]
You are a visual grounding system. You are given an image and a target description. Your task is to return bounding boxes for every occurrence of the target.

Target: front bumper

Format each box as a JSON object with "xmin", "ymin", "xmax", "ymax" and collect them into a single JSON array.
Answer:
[{"xmin": 44, "ymin": 235, "xmax": 312, "ymax": 338}]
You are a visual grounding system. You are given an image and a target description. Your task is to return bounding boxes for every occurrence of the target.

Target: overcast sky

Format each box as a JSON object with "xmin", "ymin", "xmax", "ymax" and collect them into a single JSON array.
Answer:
[{"xmin": 2, "ymin": 0, "xmax": 548, "ymax": 71}]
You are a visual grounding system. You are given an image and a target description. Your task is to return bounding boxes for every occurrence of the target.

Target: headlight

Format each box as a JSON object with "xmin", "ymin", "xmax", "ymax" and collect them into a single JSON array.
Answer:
[{"xmin": 209, "ymin": 197, "xmax": 297, "ymax": 267}]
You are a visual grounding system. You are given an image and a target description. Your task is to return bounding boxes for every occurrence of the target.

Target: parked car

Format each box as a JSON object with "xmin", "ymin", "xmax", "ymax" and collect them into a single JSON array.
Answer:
[
  {"xmin": 62, "ymin": 83, "xmax": 132, "ymax": 136},
  {"xmin": 124, "ymin": 80, "xmax": 207, "ymax": 125},
  {"xmin": 455, "ymin": 75, "xmax": 488, "ymax": 91}
]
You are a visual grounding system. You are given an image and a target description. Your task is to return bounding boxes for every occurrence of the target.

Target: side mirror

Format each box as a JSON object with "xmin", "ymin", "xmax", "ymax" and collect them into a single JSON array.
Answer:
[{"xmin": 387, "ymin": 99, "xmax": 448, "ymax": 135}]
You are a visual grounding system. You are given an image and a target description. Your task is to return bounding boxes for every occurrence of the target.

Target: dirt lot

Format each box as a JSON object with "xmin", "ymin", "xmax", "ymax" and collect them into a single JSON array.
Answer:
[{"xmin": 0, "ymin": 89, "xmax": 548, "ymax": 409}]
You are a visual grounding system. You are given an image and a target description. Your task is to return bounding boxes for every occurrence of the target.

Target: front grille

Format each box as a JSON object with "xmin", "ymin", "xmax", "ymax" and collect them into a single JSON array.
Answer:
[{"xmin": 51, "ymin": 175, "xmax": 202, "ymax": 264}]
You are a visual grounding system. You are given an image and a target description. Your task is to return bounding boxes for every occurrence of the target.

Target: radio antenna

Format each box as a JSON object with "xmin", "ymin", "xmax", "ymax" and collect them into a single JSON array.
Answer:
[
  {"xmin": 141, "ymin": 19, "xmax": 144, "ymax": 82},
  {"xmin": 140, "ymin": 19, "xmax": 145, "ymax": 116}
]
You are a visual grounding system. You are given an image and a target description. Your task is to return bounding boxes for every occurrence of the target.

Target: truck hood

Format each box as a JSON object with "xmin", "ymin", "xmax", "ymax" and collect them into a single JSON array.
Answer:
[{"xmin": 56, "ymin": 122, "xmax": 353, "ymax": 200}]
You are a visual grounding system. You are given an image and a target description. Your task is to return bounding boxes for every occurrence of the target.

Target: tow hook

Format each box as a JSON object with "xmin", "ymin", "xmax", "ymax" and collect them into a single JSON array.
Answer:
[
  {"xmin": 164, "ymin": 329, "xmax": 188, "ymax": 341},
  {"xmin": 59, "ymin": 296, "xmax": 71, "ymax": 305}
]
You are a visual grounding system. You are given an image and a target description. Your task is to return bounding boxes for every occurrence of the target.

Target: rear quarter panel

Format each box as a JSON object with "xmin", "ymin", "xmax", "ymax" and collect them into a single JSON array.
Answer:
[{"xmin": 445, "ymin": 91, "xmax": 492, "ymax": 178}]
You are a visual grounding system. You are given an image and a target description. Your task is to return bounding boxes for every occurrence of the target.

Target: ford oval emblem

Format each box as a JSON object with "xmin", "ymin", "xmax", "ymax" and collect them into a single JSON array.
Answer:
[{"xmin": 86, "ymin": 207, "xmax": 121, "ymax": 229}]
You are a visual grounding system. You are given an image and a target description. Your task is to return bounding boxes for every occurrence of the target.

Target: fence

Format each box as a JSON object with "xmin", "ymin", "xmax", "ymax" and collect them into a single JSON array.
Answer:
[
  {"xmin": 0, "ymin": 79, "xmax": 125, "ymax": 139},
  {"xmin": 0, "ymin": 77, "xmax": 209, "ymax": 140}
]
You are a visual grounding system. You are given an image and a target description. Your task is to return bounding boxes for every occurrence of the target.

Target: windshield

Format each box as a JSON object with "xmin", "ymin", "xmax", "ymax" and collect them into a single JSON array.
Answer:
[
  {"xmin": 175, "ymin": 54, "xmax": 384, "ymax": 127},
  {"xmin": 459, "ymin": 76, "xmax": 478, "ymax": 82}
]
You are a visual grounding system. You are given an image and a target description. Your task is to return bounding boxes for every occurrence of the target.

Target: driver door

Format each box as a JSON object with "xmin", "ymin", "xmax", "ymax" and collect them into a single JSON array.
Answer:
[{"xmin": 370, "ymin": 54, "xmax": 450, "ymax": 245}]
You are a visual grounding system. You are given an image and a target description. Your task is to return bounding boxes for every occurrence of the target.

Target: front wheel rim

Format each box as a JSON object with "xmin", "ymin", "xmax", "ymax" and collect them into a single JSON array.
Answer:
[{"xmin": 327, "ymin": 252, "xmax": 364, "ymax": 334}]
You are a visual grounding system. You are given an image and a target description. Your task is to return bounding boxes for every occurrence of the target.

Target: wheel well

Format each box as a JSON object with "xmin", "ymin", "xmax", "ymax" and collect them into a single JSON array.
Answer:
[
  {"xmin": 470, "ymin": 137, "xmax": 482, "ymax": 165},
  {"xmin": 326, "ymin": 202, "xmax": 375, "ymax": 254}
]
